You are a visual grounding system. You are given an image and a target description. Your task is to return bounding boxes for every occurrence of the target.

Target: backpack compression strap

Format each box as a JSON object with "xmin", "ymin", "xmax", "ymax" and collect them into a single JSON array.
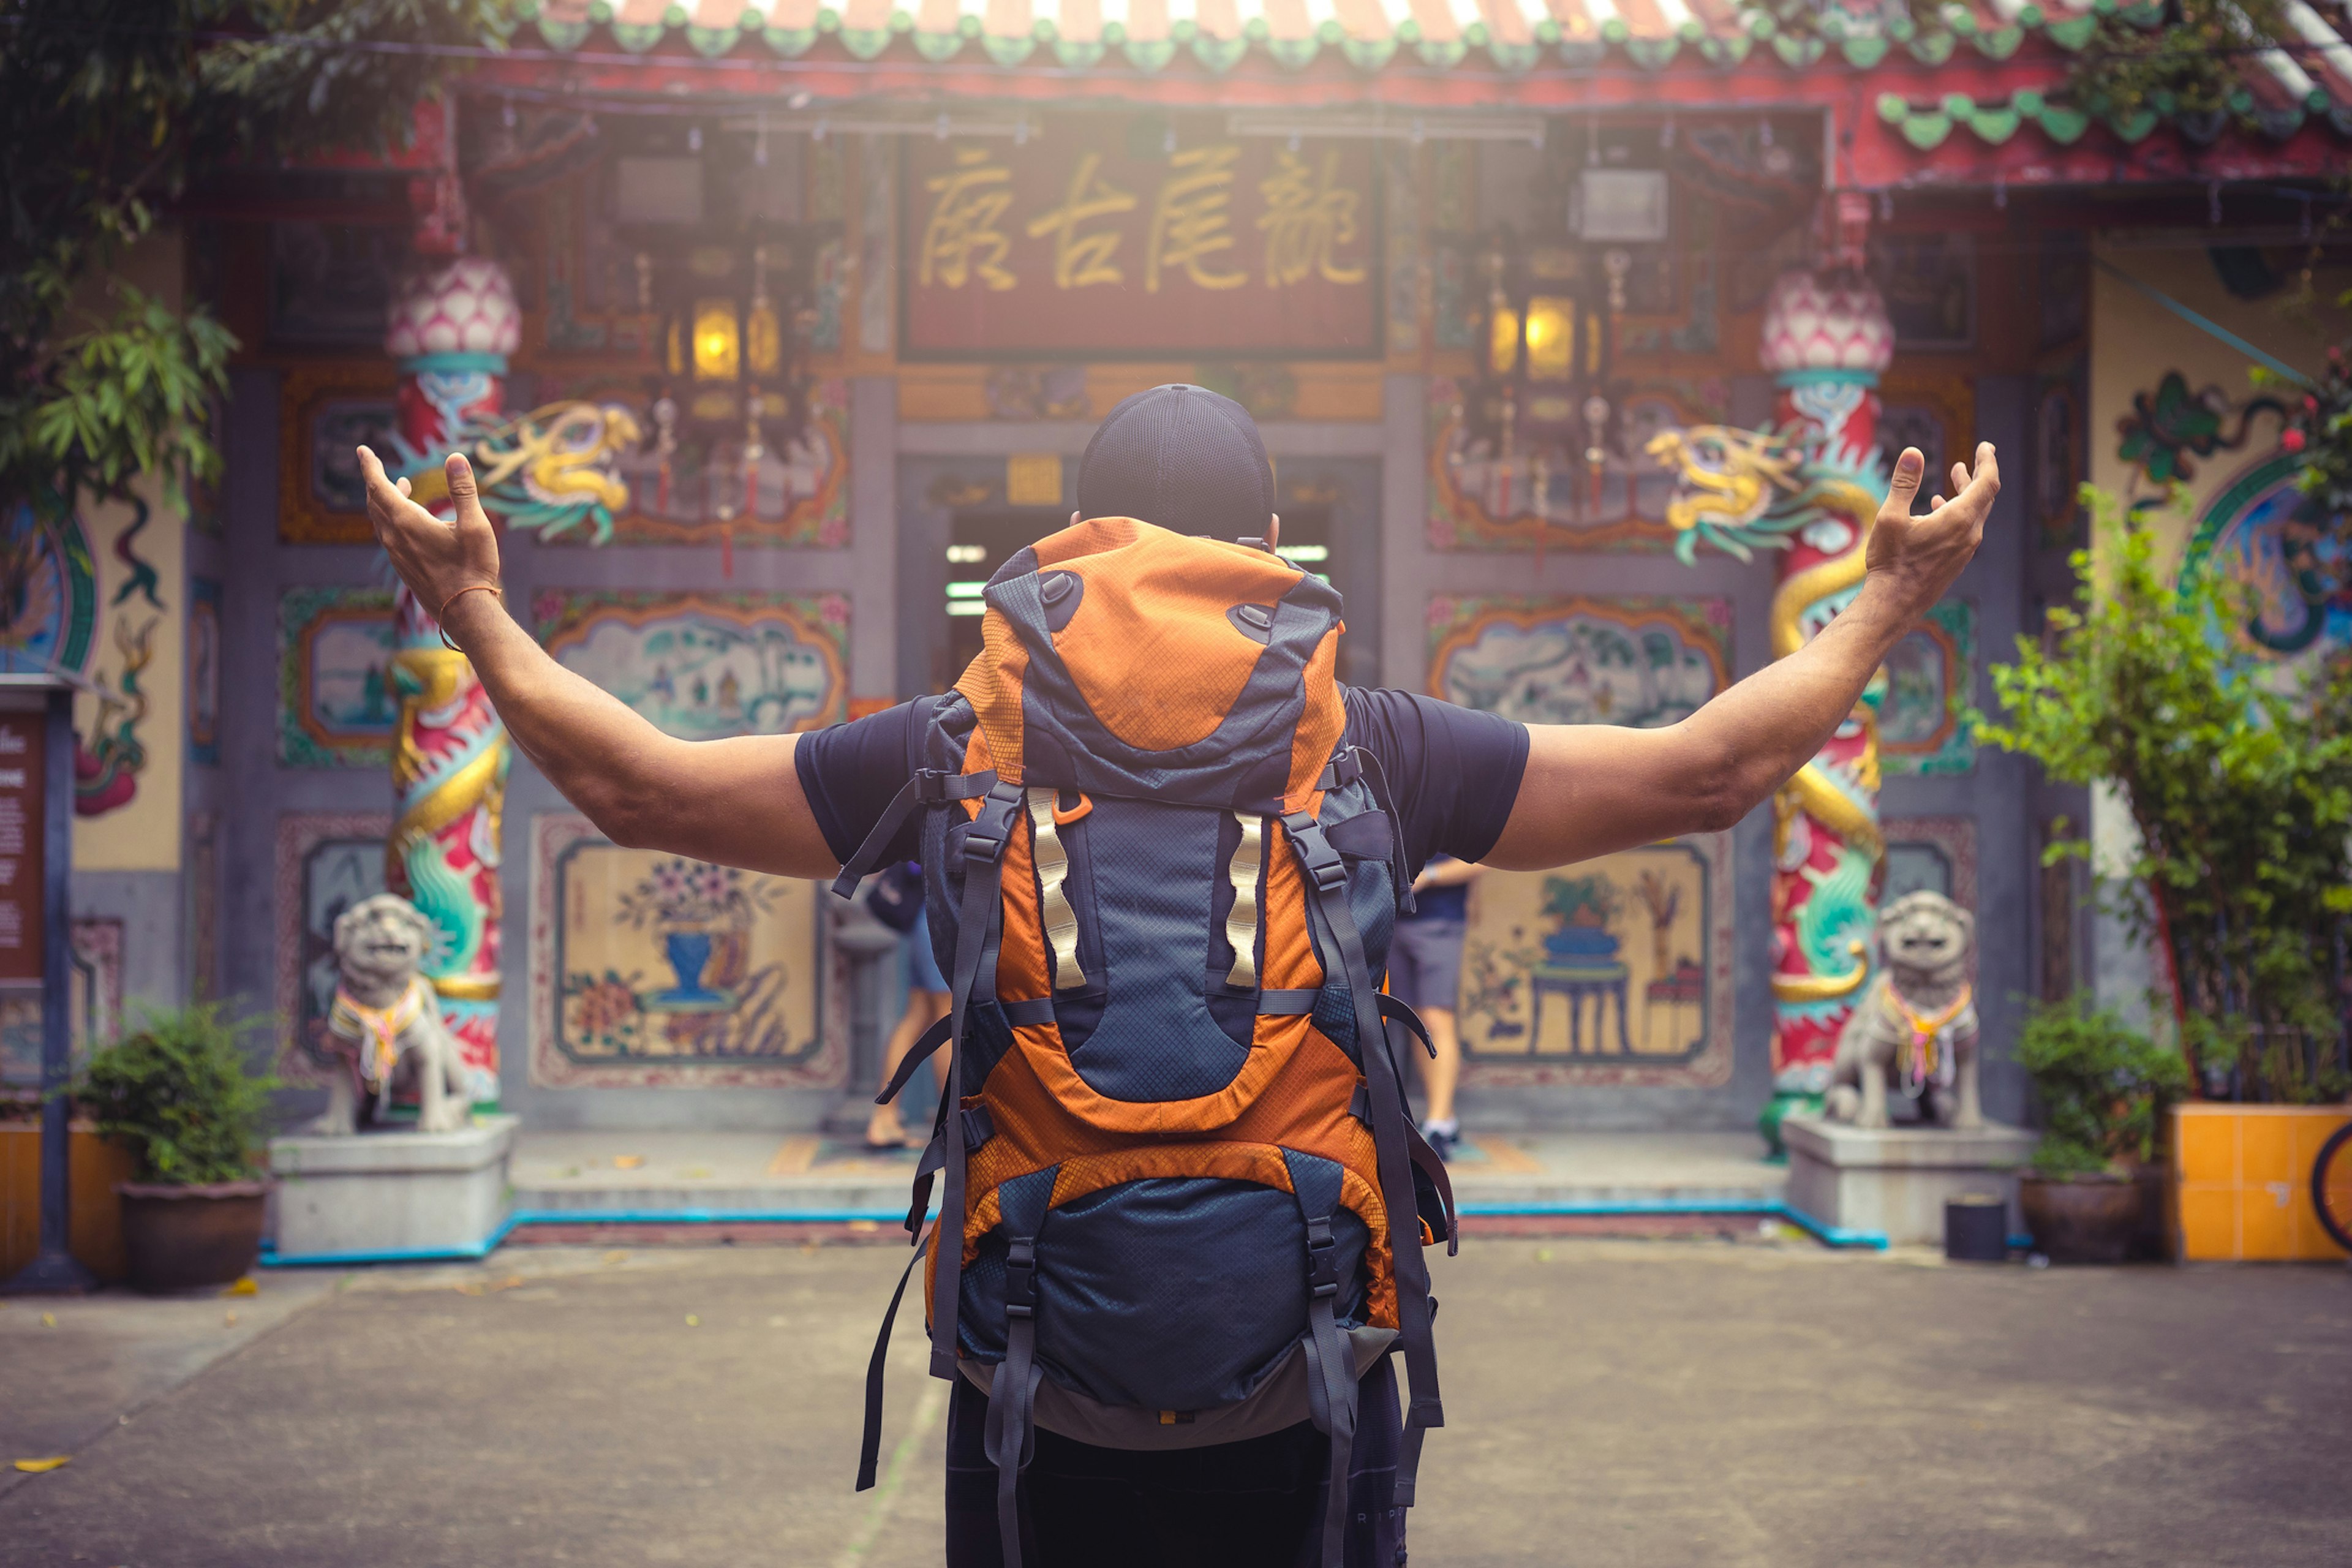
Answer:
[
  {"xmin": 933, "ymin": 782, "xmax": 1025, "ymax": 1381},
  {"xmin": 1283, "ymin": 1151, "xmax": 1360, "ymax": 1568},
  {"xmin": 853, "ymin": 778, "xmax": 1022, "ymax": 1496},
  {"xmin": 1281, "ymin": 805, "xmax": 1449, "ymax": 1516},
  {"xmin": 982, "ymin": 1177, "xmax": 1053, "ymax": 1568}
]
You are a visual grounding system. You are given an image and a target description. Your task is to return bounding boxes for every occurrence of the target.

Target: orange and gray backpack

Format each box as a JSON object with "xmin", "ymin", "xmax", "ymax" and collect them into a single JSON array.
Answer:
[{"xmin": 839, "ymin": 516, "xmax": 1456, "ymax": 1568}]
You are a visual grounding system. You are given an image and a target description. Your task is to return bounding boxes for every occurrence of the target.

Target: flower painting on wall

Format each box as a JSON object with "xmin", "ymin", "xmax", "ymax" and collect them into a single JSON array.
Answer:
[{"xmin": 530, "ymin": 815, "xmax": 843, "ymax": 1090}]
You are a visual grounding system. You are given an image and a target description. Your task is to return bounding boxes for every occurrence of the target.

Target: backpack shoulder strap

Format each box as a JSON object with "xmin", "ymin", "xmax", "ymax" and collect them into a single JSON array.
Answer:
[{"xmin": 1280, "ymin": 805, "xmax": 1449, "ymax": 1514}]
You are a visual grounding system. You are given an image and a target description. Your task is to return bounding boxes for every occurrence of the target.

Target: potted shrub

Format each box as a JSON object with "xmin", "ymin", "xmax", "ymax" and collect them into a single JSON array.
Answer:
[
  {"xmin": 74, "ymin": 1003, "xmax": 279, "ymax": 1292},
  {"xmin": 1978, "ymin": 491, "xmax": 2352, "ymax": 1261},
  {"xmin": 2012, "ymin": 997, "xmax": 2188, "ymax": 1263}
]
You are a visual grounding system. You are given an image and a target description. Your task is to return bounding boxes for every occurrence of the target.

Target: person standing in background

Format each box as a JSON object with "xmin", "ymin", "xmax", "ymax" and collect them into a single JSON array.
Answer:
[
  {"xmin": 1392, "ymin": 854, "xmax": 1483, "ymax": 1159},
  {"xmin": 864, "ymin": 862, "xmax": 952, "ymax": 1152}
]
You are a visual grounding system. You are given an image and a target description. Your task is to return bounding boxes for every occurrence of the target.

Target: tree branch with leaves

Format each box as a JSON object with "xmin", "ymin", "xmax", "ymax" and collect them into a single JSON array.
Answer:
[{"xmin": 0, "ymin": 0, "xmax": 515, "ymax": 523}]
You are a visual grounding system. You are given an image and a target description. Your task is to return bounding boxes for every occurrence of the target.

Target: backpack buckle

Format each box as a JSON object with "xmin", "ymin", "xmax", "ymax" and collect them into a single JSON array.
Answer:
[
  {"xmin": 962, "ymin": 782, "xmax": 1025, "ymax": 865},
  {"xmin": 1004, "ymin": 1237, "xmax": 1038, "ymax": 1321},
  {"xmin": 1281, "ymin": 813, "xmax": 1349, "ymax": 895},
  {"xmin": 1305, "ymin": 1216, "xmax": 1340, "ymax": 1300}
]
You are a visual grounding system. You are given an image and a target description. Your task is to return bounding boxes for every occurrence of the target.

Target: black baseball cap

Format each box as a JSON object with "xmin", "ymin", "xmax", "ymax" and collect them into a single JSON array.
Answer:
[{"xmin": 1076, "ymin": 384, "xmax": 1274, "ymax": 539}]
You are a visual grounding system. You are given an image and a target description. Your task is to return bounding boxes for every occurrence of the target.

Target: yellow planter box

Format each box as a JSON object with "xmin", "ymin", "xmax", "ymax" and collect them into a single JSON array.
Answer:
[
  {"xmin": 2, "ymin": 1122, "xmax": 139, "ymax": 1283},
  {"xmin": 2171, "ymin": 1103, "xmax": 2352, "ymax": 1262}
]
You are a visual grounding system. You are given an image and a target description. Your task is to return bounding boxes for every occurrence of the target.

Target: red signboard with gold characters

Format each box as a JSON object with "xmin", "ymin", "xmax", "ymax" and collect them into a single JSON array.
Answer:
[{"xmin": 902, "ymin": 122, "xmax": 1381, "ymax": 361}]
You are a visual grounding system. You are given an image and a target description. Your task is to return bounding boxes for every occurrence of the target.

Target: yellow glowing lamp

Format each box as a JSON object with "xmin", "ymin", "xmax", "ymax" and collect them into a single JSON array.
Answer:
[
  {"xmin": 692, "ymin": 298, "xmax": 741, "ymax": 382},
  {"xmin": 1487, "ymin": 304, "xmax": 1521, "ymax": 377},
  {"xmin": 745, "ymin": 296, "xmax": 782, "ymax": 379},
  {"xmin": 1523, "ymin": 296, "xmax": 1575, "ymax": 381}
]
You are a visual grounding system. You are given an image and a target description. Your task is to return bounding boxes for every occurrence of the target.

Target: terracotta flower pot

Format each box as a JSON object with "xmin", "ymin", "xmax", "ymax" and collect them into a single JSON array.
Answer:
[
  {"xmin": 116, "ymin": 1180, "xmax": 269, "ymax": 1294},
  {"xmin": 2019, "ymin": 1173, "xmax": 2143, "ymax": 1264}
]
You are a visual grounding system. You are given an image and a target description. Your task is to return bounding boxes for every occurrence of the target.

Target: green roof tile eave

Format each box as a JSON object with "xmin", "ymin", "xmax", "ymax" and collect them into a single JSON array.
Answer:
[{"xmin": 481, "ymin": 4, "xmax": 2352, "ymax": 119}]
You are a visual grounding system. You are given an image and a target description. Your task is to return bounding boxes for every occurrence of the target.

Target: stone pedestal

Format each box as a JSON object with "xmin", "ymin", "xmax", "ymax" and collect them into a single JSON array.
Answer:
[
  {"xmin": 1784, "ymin": 1116, "xmax": 2037, "ymax": 1246},
  {"xmin": 268, "ymin": 1116, "xmax": 518, "ymax": 1264}
]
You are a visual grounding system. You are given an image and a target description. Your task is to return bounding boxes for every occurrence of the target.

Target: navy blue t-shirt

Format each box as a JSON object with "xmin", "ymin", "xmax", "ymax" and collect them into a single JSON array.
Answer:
[{"xmin": 795, "ymin": 687, "xmax": 1528, "ymax": 876}]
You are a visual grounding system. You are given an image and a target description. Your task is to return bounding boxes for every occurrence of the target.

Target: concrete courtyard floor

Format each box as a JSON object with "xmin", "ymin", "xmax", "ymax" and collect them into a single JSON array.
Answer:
[{"xmin": 2, "ymin": 1235, "xmax": 2347, "ymax": 1567}]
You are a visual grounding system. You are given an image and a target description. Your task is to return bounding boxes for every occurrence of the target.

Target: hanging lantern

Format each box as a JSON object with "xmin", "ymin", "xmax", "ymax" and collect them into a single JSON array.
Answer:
[
  {"xmin": 1462, "ymin": 227, "xmax": 1621, "ymax": 521},
  {"xmin": 691, "ymin": 298, "xmax": 741, "ymax": 381}
]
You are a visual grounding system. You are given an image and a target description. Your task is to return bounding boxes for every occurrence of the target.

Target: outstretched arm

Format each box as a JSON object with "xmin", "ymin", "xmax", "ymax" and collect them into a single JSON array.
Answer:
[
  {"xmin": 1484, "ymin": 443, "xmax": 1998, "ymax": 872},
  {"xmin": 357, "ymin": 447, "xmax": 842, "ymax": 879}
]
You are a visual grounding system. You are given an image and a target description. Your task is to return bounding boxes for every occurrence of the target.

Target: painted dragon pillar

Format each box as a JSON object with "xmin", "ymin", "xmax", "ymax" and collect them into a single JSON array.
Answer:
[
  {"xmin": 1754, "ymin": 270, "xmax": 1897, "ymax": 1148},
  {"xmin": 380, "ymin": 256, "xmax": 522, "ymax": 1107}
]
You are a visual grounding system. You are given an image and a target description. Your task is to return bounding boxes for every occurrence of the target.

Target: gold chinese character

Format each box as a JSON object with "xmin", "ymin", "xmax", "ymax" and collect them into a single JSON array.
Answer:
[
  {"xmin": 1146, "ymin": 145, "xmax": 1247, "ymax": 293},
  {"xmin": 1256, "ymin": 148, "xmax": 1368, "ymax": 288},
  {"xmin": 1023, "ymin": 152, "xmax": 1138, "ymax": 290},
  {"xmin": 921, "ymin": 147, "xmax": 1016, "ymax": 292}
]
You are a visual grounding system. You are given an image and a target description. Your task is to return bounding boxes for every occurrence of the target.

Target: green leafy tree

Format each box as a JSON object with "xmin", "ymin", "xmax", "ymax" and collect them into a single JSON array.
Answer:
[
  {"xmin": 2014, "ymin": 997, "xmax": 2190, "ymax": 1176},
  {"xmin": 1, "ymin": 0, "xmax": 514, "ymax": 529},
  {"xmin": 72, "ymin": 1002, "xmax": 281, "ymax": 1185},
  {"xmin": 1975, "ymin": 491, "xmax": 2352, "ymax": 1103},
  {"xmin": 2066, "ymin": 0, "xmax": 2293, "ymax": 130}
]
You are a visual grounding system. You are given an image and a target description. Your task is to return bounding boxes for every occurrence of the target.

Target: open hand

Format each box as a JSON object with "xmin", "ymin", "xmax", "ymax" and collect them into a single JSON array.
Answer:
[
  {"xmin": 1864, "ymin": 442, "xmax": 1998, "ymax": 619},
  {"xmin": 356, "ymin": 447, "xmax": 503, "ymax": 618}
]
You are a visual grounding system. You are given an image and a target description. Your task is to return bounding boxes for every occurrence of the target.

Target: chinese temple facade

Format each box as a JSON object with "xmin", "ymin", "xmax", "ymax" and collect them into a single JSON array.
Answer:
[{"xmin": 15, "ymin": 0, "xmax": 2350, "ymax": 1136}]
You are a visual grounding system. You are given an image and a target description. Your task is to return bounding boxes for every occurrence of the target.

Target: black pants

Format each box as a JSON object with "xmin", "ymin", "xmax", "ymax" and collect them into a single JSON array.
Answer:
[{"xmin": 945, "ymin": 1356, "xmax": 1405, "ymax": 1568}]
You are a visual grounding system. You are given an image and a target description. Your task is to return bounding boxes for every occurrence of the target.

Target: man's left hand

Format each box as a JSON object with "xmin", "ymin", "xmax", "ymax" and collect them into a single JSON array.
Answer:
[{"xmin": 1864, "ymin": 442, "xmax": 1999, "ymax": 621}]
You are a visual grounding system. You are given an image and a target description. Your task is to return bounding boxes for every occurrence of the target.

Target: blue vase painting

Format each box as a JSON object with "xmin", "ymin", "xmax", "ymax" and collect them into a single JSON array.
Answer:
[
  {"xmin": 1537, "ymin": 873, "xmax": 1625, "ymax": 968},
  {"xmin": 650, "ymin": 928, "xmax": 732, "ymax": 1011},
  {"xmin": 1542, "ymin": 923, "xmax": 1622, "ymax": 965}
]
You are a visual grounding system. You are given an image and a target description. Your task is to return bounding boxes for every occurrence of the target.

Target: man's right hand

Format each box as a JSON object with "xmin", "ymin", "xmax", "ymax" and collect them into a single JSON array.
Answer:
[{"xmin": 357, "ymin": 447, "xmax": 505, "ymax": 620}]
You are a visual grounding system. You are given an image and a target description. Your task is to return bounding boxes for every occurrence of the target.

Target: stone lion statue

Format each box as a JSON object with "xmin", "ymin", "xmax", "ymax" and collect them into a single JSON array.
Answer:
[
  {"xmin": 1825, "ymin": 890, "xmax": 1980, "ymax": 1131},
  {"xmin": 307, "ymin": 893, "xmax": 474, "ymax": 1136}
]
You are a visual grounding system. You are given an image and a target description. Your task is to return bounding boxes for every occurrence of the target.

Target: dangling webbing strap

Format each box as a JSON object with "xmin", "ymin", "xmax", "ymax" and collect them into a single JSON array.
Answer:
[
  {"xmin": 1223, "ymin": 813, "xmax": 1266, "ymax": 989},
  {"xmin": 932, "ymin": 782, "xmax": 1025, "ymax": 1384},
  {"xmin": 1024, "ymin": 788, "xmax": 1090, "ymax": 992},
  {"xmin": 983, "ymin": 1234, "xmax": 1045, "ymax": 1568},
  {"xmin": 875, "ymin": 1013, "xmax": 955, "ymax": 1108},
  {"xmin": 1299, "ymin": 1209, "xmax": 1359, "ymax": 1568},
  {"xmin": 857, "ymin": 1063, "xmax": 959, "ymax": 1488},
  {"xmin": 1281, "ymin": 809, "xmax": 1450, "ymax": 1511},
  {"xmin": 854, "ymin": 1218, "xmax": 935, "ymax": 1491},
  {"xmin": 1377, "ymin": 995, "xmax": 1461, "ymax": 1259}
]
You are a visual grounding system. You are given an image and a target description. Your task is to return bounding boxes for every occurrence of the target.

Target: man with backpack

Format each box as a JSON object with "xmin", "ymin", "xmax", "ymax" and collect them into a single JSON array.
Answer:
[{"xmin": 359, "ymin": 383, "xmax": 1997, "ymax": 1568}]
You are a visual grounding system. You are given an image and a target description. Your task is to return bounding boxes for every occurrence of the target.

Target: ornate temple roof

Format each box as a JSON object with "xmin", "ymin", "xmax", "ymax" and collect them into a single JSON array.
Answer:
[{"xmin": 484, "ymin": 0, "xmax": 2352, "ymax": 184}]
